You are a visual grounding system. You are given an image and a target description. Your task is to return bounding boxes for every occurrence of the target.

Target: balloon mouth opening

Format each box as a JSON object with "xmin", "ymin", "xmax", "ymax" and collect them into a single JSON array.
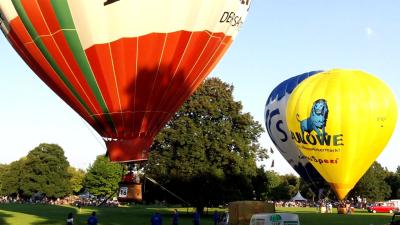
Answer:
[
  {"xmin": 329, "ymin": 183, "xmax": 353, "ymax": 200},
  {"xmin": 105, "ymin": 137, "xmax": 153, "ymax": 162}
]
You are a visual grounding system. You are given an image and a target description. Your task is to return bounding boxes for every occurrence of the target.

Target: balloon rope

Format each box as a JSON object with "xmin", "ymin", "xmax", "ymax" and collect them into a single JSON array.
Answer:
[
  {"xmin": 145, "ymin": 176, "xmax": 191, "ymax": 206},
  {"xmin": 80, "ymin": 116, "xmax": 107, "ymax": 151}
]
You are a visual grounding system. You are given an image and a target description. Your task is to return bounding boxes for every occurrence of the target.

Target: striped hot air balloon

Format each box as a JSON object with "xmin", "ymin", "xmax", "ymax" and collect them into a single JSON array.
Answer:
[
  {"xmin": 0, "ymin": 0, "xmax": 251, "ymax": 162},
  {"xmin": 265, "ymin": 71, "xmax": 329, "ymax": 196}
]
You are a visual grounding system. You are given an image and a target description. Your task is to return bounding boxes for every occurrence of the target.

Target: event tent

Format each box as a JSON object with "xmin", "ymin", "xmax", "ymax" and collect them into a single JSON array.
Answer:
[{"xmin": 291, "ymin": 192, "xmax": 307, "ymax": 201}]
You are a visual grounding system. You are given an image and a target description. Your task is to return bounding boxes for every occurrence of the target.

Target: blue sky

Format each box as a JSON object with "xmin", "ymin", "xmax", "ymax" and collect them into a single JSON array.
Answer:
[{"xmin": 0, "ymin": 1, "xmax": 399, "ymax": 174}]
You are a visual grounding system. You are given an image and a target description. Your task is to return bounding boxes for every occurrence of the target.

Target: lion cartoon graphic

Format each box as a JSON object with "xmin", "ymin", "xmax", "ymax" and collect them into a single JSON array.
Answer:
[{"xmin": 296, "ymin": 99, "xmax": 329, "ymax": 137}]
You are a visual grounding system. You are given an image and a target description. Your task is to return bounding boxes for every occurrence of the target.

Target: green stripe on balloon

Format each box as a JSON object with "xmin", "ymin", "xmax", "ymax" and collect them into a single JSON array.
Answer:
[
  {"xmin": 11, "ymin": 0, "xmax": 97, "ymax": 121},
  {"xmin": 50, "ymin": 0, "xmax": 117, "ymax": 135}
]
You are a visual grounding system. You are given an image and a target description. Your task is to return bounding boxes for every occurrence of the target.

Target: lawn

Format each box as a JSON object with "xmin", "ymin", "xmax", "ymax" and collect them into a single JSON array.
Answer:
[
  {"xmin": 276, "ymin": 207, "xmax": 394, "ymax": 225},
  {"xmin": 0, "ymin": 203, "xmax": 218, "ymax": 225},
  {"xmin": 0, "ymin": 204, "xmax": 396, "ymax": 225}
]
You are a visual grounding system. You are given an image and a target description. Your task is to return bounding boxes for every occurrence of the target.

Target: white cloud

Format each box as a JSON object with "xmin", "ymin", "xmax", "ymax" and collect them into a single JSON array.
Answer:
[{"xmin": 365, "ymin": 27, "xmax": 375, "ymax": 37}]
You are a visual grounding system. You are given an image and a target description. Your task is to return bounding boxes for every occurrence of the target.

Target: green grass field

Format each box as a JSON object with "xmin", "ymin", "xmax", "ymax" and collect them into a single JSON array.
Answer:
[
  {"xmin": 0, "ymin": 203, "xmax": 219, "ymax": 225},
  {"xmin": 0, "ymin": 204, "xmax": 396, "ymax": 225},
  {"xmin": 277, "ymin": 207, "xmax": 394, "ymax": 225}
]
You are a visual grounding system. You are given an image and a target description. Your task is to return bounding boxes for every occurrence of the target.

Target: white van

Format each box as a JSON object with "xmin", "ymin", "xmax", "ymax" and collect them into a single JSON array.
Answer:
[
  {"xmin": 249, "ymin": 213, "xmax": 300, "ymax": 225},
  {"xmin": 389, "ymin": 200, "xmax": 400, "ymax": 209}
]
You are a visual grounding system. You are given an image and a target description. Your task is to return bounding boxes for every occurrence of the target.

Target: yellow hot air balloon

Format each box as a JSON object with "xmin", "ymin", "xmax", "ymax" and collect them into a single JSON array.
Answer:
[{"xmin": 285, "ymin": 69, "xmax": 398, "ymax": 200}]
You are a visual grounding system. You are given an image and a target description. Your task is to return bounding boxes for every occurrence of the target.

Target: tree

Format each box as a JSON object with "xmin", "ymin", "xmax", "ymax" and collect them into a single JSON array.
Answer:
[
  {"xmin": 0, "ymin": 159, "xmax": 25, "ymax": 197},
  {"xmin": 265, "ymin": 171, "xmax": 281, "ymax": 198},
  {"xmin": 68, "ymin": 167, "xmax": 86, "ymax": 194},
  {"xmin": 351, "ymin": 161, "xmax": 391, "ymax": 202},
  {"xmin": 84, "ymin": 155, "xmax": 123, "ymax": 197},
  {"xmin": 145, "ymin": 78, "xmax": 267, "ymax": 210},
  {"xmin": 20, "ymin": 143, "xmax": 71, "ymax": 199},
  {"xmin": 270, "ymin": 174, "xmax": 299, "ymax": 200},
  {"xmin": 385, "ymin": 166, "xmax": 400, "ymax": 199},
  {"xmin": 0, "ymin": 164, "xmax": 8, "ymax": 195},
  {"xmin": 252, "ymin": 166, "xmax": 270, "ymax": 200}
]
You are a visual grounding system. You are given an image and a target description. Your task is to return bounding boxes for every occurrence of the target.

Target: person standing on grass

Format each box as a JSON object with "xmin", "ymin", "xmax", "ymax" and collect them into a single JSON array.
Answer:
[
  {"xmin": 151, "ymin": 212, "xmax": 163, "ymax": 225},
  {"xmin": 87, "ymin": 211, "xmax": 98, "ymax": 225},
  {"xmin": 213, "ymin": 211, "xmax": 219, "ymax": 225},
  {"xmin": 66, "ymin": 212, "xmax": 74, "ymax": 225},
  {"xmin": 172, "ymin": 209, "xmax": 179, "ymax": 225},
  {"xmin": 193, "ymin": 210, "xmax": 200, "ymax": 225}
]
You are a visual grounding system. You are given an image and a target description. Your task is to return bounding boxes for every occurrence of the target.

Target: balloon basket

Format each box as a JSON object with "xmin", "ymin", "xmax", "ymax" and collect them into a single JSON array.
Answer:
[
  {"xmin": 117, "ymin": 182, "xmax": 142, "ymax": 202},
  {"xmin": 337, "ymin": 207, "xmax": 346, "ymax": 214},
  {"xmin": 337, "ymin": 207, "xmax": 354, "ymax": 214}
]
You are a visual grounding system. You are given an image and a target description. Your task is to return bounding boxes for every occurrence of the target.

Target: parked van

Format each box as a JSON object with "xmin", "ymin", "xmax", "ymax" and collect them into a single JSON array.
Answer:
[
  {"xmin": 249, "ymin": 213, "xmax": 300, "ymax": 225},
  {"xmin": 389, "ymin": 200, "xmax": 400, "ymax": 209}
]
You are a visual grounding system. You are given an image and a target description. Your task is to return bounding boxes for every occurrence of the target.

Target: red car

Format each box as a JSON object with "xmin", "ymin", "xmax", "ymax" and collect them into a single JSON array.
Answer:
[{"xmin": 368, "ymin": 202, "xmax": 398, "ymax": 213}]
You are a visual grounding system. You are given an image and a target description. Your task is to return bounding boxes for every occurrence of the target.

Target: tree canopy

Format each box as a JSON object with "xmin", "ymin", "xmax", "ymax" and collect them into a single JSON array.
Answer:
[
  {"xmin": 68, "ymin": 167, "xmax": 86, "ymax": 195},
  {"xmin": 384, "ymin": 166, "xmax": 400, "ymax": 199},
  {"xmin": 84, "ymin": 155, "xmax": 123, "ymax": 197},
  {"xmin": 1, "ymin": 159, "xmax": 25, "ymax": 197},
  {"xmin": 351, "ymin": 161, "xmax": 391, "ymax": 202},
  {"xmin": 145, "ymin": 78, "xmax": 267, "ymax": 209},
  {"xmin": 20, "ymin": 144, "xmax": 71, "ymax": 198}
]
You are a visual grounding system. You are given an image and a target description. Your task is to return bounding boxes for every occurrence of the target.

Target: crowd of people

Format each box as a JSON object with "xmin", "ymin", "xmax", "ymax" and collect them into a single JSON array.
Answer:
[
  {"xmin": 72, "ymin": 198, "xmax": 119, "ymax": 208},
  {"xmin": 274, "ymin": 198, "xmax": 368, "ymax": 214},
  {"xmin": 0, "ymin": 196, "xmax": 73, "ymax": 205},
  {"xmin": 274, "ymin": 200, "xmax": 311, "ymax": 207},
  {"xmin": 0, "ymin": 195, "xmax": 119, "ymax": 208}
]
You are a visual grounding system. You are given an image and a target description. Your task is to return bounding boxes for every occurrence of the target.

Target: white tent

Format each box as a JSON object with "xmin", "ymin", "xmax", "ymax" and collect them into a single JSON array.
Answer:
[{"xmin": 291, "ymin": 192, "xmax": 307, "ymax": 201}]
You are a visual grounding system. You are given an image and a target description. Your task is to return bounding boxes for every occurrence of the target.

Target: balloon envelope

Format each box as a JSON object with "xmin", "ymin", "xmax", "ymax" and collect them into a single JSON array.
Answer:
[
  {"xmin": 286, "ymin": 69, "xmax": 398, "ymax": 200},
  {"xmin": 265, "ymin": 71, "xmax": 326, "ymax": 193},
  {"xmin": 0, "ymin": 0, "xmax": 251, "ymax": 162}
]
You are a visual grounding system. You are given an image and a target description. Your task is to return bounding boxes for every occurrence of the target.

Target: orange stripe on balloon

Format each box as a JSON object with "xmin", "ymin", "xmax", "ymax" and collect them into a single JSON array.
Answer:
[
  {"xmin": 6, "ymin": 18, "xmax": 100, "ymax": 130},
  {"xmin": 20, "ymin": 0, "xmax": 112, "ymax": 136},
  {"xmin": 135, "ymin": 34, "xmax": 166, "ymax": 134},
  {"xmin": 84, "ymin": 44, "xmax": 124, "ymax": 137},
  {"xmin": 144, "ymin": 31, "xmax": 192, "ymax": 135},
  {"xmin": 109, "ymin": 38, "xmax": 138, "ymax": 138}
]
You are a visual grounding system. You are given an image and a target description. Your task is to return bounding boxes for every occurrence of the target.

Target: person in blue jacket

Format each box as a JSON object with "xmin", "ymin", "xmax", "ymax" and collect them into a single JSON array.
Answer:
[
  {"xmin": 87, "ymin": 212, "xmax": 98, "ymax": 225},
  {"xmin": 151, "ymin": 212, "xmax": 163, "ymax": 225},
  {"xmin": 172, "ymin": 209, "xmax": 179, "ymax": 225},
  {"xmin": 213, "ymin": 211, "xmax": 219, "ymax": 225},
  {"xmin": 193, "ymin": 210, "xmax": 200, "ymax": 225}
]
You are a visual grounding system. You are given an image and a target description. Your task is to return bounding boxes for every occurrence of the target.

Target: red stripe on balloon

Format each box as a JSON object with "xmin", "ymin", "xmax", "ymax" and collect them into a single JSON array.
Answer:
[
  {"xmin": 6, "ymin": 18, "xmax": 100, "ymax": 130},
  {"xmin": 143, "ymin": 31, "xmax": 193, "ymax": 136},
  {"xmin": 109, "ymin": 38, "xmax": 138, "ymax": 138},
  {"xmin": 135, "ymin": 34, "xmax": 166, "ymax": 135},
  {"xmin": 84, "ymin": 44, "xmax": 124, "ymax": 136},
  {"xmin": 20, "ymin": 0, "xmax": 112, "ymax": 135},
  {"xmin": 148, "ymin": 32, "xmax": 233, "ymax": 137},
  {"xmin": 35, "ymin": 0, "xmax": 61, "ymax": 34}
]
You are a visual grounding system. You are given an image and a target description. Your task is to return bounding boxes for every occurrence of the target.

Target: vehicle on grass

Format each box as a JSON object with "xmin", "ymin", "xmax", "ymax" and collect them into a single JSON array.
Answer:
[
  {"xmin": 389, "ymin": 200, "xmax": 400, "ymax": 209},
  {"xmin": 368, "ymin": 202, "xmax": 398, "ymax": 213},
  {"xmin": 250, "ymin": 213, "xmax": 300, "ymax": 225},
  {"xmin": 228, "ymin": 201, "xmax": 275, "ymax": 225}
]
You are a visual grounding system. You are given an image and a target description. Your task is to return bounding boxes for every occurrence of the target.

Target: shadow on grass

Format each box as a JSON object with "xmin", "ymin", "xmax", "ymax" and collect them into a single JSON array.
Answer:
[
  {"xmin": 0, "ymin": 203, "xmax": 79, "ymax": 225},
  {"xmin": 0, "ymin": 211, "xmax": 12, "ymax": 225},
  {"xmin": 0, "ymin": 203, "xmax": 217, "ymax": 225}
]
